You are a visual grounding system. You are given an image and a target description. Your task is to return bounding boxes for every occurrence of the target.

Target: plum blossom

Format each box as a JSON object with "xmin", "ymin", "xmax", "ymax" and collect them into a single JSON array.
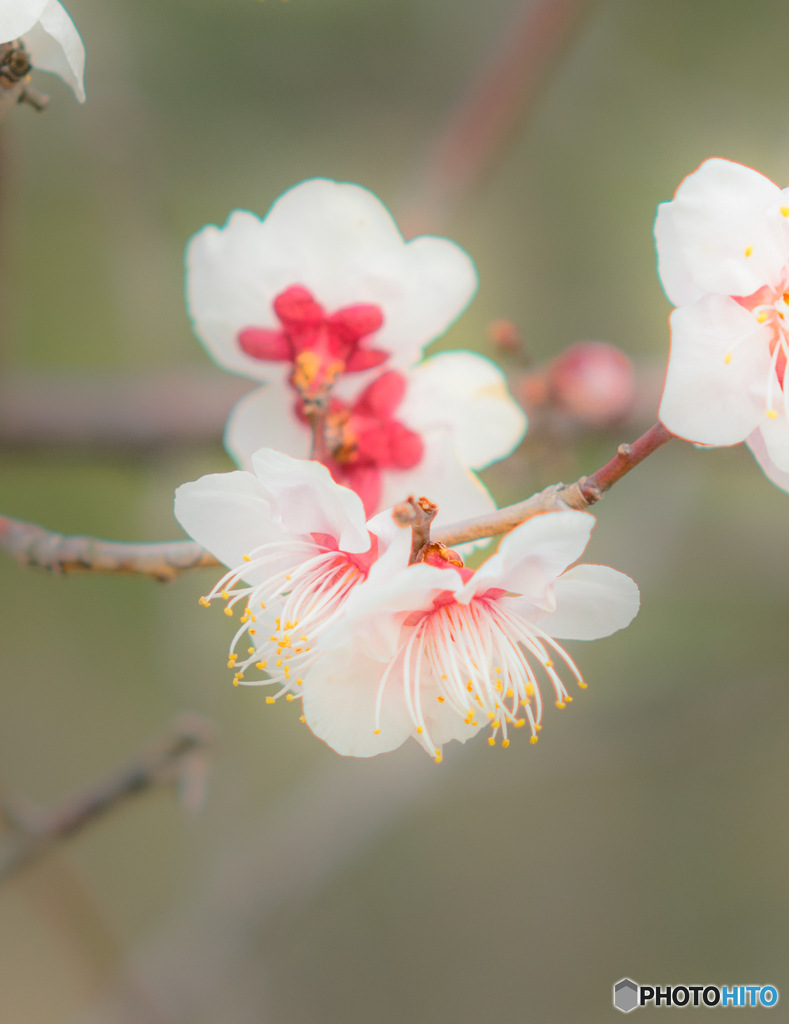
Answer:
[
  {"xmin": 186, "ymin": 178, "xmax": 477, "ymax": 386},
  {"xmin": 227, "ymin": 351, "xmax": 527, "ymax": 524},
  {"xmin": 186, "ymin": 177, "xmax": 526, "ymax": 524},
  {"xmin": 174, "ymin": 448, "xmax": 411, "ymax": 698},
  {"xmin": 655, "ymin": 158, "xmax": 789, "ymax": 487},
  {"xmin": 0, "ymin": 0, "xmax": 85, "ymax": 103},
  {"xmin": 302, "ymin": 510, "xmax": 640, "ymax": 761}
]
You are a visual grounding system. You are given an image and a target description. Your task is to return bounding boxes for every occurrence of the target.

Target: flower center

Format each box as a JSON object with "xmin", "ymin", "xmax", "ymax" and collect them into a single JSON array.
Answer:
[
  {"xmin": 199, "ymin": 535, "xmax": 377, "ymax": 701},
  {"xmin": 237, "ymin": 284, "xmax": 389, "ymax": 406},
  {"xmin": 737, "ymin": 282, "xmax": 789, "ymax": 417},
  {"xmin": 377, "ymin": 592, "xmax": 587, "ymax": 762}
]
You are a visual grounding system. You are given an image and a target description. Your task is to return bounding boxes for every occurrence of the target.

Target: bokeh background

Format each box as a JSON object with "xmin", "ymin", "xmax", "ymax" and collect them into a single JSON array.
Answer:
[{"xmin": 2, "ymin": 0, "xmax": 789, "ymax": 1020}]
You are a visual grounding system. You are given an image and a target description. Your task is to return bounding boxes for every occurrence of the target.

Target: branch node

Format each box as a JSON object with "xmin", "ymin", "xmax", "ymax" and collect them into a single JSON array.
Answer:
[{"xmin": 392, "ymin": 495, "xmax": 438, "ymax": 563}]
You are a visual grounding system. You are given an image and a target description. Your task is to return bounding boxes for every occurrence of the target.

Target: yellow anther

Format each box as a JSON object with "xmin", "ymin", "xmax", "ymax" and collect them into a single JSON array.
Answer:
[
  {"xmin": 535, "ymin": 724, "xmax": 542, "ymax": 731},
  {"xmin": 745, "ymin": 246, "xmax": 753, "ymax": 257},
  {"xmin": 266, "ymin": 697, "xmax": 275, "ymax": 704},
  {"xmin": 296, "ymin": 678, "xmax": 303, "ymax": 685},
  {"xmin": 299, "ymin": 715, "xmax": 306, "ymax": 723},
  {"xmin": 506, "ymin": 688, "xmax": 514, "ymax": 698},
  {"xmin": 285, "ymin": 621, "xmax": 295, "ymax": 630},
  {"xmin": 495, "ymin": 667, "xmax": 501, "ymax": 674},
  {"xmin": 286, "ymin": 694, "xmax": 294, "ymax": 701},
  {"xmin": 256, "ymin": 661, "xmax": 267, "ymax": 670},
  {"xmin": 434, "ymin": 754, "xmax": 442, "ymax": 764},
  {"xmin": 578, "ymin": 681, "xmax": 588, "ymax": 689},
  {"xmin": 416, "ymin": 726, "xmax": 423, "ymax": 734},
  {"xmin": 556, "ymin": 701, "xmax": 565, "ymax": 708},
  {"xmin": 441, "ymin": 674, "xmax": 447, "ymax": 680},
  {"xmin": 275, "ymin": 618, "xmax": 281, "ymax": 627},
  {"xmin": 467, "ymin": 681, "xmax": 473, "ymax": 691},
  {"xmin": 782, "ymin": 207, "xmax": 789, "ymax": 217},
  {"xmin": 276, "ymin": 659, "xmax": 283, "ymax": 667},
  {"xmin": 233, "ymin": 678, "xmax": 239, "ymax": 687},
  {"xmin": 260, "ymin": 602, "xmax": 267, "ymax": 609},
  {"xmin": 724, "ymin": 351, "xmax": 735, "ymax": 362},
  {"xmin": 487, "ymin": 712, "xmax": 496, "ymax": 720},
  {"xmin": 300, "ymin": 636, "xmax": 308, "ymax": 641},
  {"xmin": 530, "ymin": 735, "xmax": 538, "ymax": 744},
  {"xmin": 199, "ymin": 596, "xmax": 211, "ymax": 607},
  {"xmin": 285, "ymin": 575, "xmax": 292, "ymax": 581},
  {"xmin": 565, "ymin": 695, "xmax": 573, "ymax": 702},
  {"xmin": 374, "ymin": 729, "xmax": 381, "ymax": 735},
  {"xmin": 240, "ymin": 614, "xmax": 248, "ymax": 624},
  {"xmin": 488, "ymin": 737, "xmax": 496, "ymax": 746},
  {"xmin": 767, "ymin": 408, "xmax": 779, "ymax": 418},
  {"xmin": 295, "ymin": 647, "xmax": 303, "ymax": 653},
  {"xmin": 250, "ymin": 615, "xmax": 256, "ymax": 622},
  {"xmin": 221, "ymin": 591, "xmax": 229, "ymax": 600},
  {"xmin": 243, "ymin": 554, "xmax": 251, "ymax": 562},
  {"xmin": 224, "ymin": 607, "xmax": 234, "ymax": 617},
  {"xmin": 247, "ymin": 647, "xmax": 255, "ymax": 655},
  {"xmin": 228, "ymin": 653, "xmax": 237, "ymax": 664},
  {"xmin": 502, "ymin": 739, "xmax": 510, "ymax": 749},
  {"xmin": 495, "ymin": 683, "xmax": 503, "ymax": 692},
  {"xmin": 249, "ymin": 629, "xmax": 256, "ymax": 635},
  {"xmin": 437, "ymin": 695, "xmax": 445, "ymax": 703},
  {"xmin": 545, "ymin": 659, "xmax": 553, "ymax": 668},
  {"xmin": 526, "ymin": 684, "xmax": 535, "ymax": 696},
  {"xmin": 515, "ymin": 719, "xmax": 526, "ymax": 728},
  {"xmin": 227, "ymin": 659, "xmax": 236, "ymax": 669}
]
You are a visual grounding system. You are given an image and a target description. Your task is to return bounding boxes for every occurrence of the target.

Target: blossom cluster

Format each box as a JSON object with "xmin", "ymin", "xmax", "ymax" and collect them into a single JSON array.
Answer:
[{"xmin": 177, "ymin": 179, "xmax": 640, "ymax": 761}]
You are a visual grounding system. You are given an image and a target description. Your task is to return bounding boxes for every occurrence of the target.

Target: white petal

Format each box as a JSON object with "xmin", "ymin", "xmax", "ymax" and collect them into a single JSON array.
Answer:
[
  {"xmin": 302, "ymin": 646, "xmax": 413, "ymax": 757},
  {"xmin": 396, "ymin": 351, "xmax": 527, "ymax": 469},
  {"xmin": 174, "ymin": 471, "xmax": 307, "ymax": 584},
  {"xmin": 250, "ymin": 448, "xmax": 369, "ymax": 553},
  {"xmin": 659, "ymin": 294, "xmax": 772, "ymax": 445},
  {"xmin": 22, "ymin": 0, "xmax": 84, "ymax": 102},
  {"xmin": 185, "ymin": 180, "xmax": 477, "ymax": 380},
  {"xmin": 364, "ymin": 509, "xmax": 412, "ymax": 581},
  {"xmin": 667, "ymin": 158, "xmax": 789, "ymax": 296},
  {"xmin": 319, "ymin": 562, "xmax": 461, "ymax": 661},
  {"xmin": 421, "ymin": 689, "xmax": 484, "ymax": 749},
  {"xmin": 462, "ymin": 510, "xmax": 595, "ymax": 605},
  {"xmin": 756, "ymin": 407, "xmax": 789, "ymax": 472},
  {"xmin": 654, "ymin": 202, "xmax": 703, "ymax": 307},
  {"xmin": 0, "ymin": 0, "xmax": 48, "ymax": 41},
  {"xmin": 224, "ymin": 384, "xmax": 310, "ymax": 472},
  {"xmin": 746, "ymin": 426, "xmax": 789, "ymax": 492},
  {"xmin": 535, "ymin": 564, "xmax": 640, "ymax": 640},
  {"xmin": 378, "ymin": 426, "xmax": 497, "ymax": 542}
]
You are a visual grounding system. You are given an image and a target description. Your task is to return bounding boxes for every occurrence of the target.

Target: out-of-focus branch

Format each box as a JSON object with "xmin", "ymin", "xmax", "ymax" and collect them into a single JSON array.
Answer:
[
  {"xmin": 0, "ymin": 424, "xmax": 675, "ymax": 579},
  {"xmin": 0, "ymin": 514, "xmax": 220, "ymax": 582},
  {"xmin": 0, "ymin": 714, "xmax": 216, "ymax": 884},
  {"xmin": 400, "ymin": 0, "xmax": 594, "ymax": 235},
  {"xmin": 0, "ymin": 369, "xmax": 253, "ymax": 448}
]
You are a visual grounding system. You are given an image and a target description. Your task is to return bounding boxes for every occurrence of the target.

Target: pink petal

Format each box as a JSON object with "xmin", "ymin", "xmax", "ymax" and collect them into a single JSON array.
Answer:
[{"xmin": 237, "ymin": 328, "xmax": 293, "ymax": 362}]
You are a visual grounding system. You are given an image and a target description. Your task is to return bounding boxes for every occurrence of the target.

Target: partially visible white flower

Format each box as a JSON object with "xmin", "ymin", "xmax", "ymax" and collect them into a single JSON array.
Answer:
[
  {"xmin": 186, "ymin": 178, "xmax": 478, "ymax": 384},
  {"xmin": 301, "ymin": 510, "xmax": 640, "ymax": 760},
  {"xmin": 226, "ymin": 351, "xmax": 527, "ymax": 527},
  {"xmin": 655, "ymin": 158, "xmax": 789, "ymax": 486},
  {"xmin": 1, "ymin": 0, "xmax": 85, "ymax": 102},
  {"xmin": 174, "ymin": 448, "xmax": 411, "ymax": 697}
]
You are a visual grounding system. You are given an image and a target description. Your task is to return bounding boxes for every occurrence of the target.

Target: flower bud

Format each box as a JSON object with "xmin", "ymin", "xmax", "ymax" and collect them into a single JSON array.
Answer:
[{"xmin": 546, "ymin": 341, "xmax": 635, "ymax": 427}]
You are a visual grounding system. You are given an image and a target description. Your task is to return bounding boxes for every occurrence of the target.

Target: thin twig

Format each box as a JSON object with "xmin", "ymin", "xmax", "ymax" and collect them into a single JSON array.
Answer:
[
  {"xmin": 433, "ymin": 422, "xmax": 675, "ymax": 547},
  {"xmin": 0, "ymin": 714, "xmax": 216, "ymax": 884},
  {"xmin": 0, "ymin": 515, "xmax": 220, "ymax": 582},
  {"xmin": 0, "ymin": 424, "xmax": 674, "ymax": 579}
]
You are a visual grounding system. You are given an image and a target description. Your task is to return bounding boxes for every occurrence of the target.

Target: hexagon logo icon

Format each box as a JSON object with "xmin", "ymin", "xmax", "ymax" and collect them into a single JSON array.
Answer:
[{"xmin": 614, "ymin": 978, "xmax": 639, "ymax": 1013}]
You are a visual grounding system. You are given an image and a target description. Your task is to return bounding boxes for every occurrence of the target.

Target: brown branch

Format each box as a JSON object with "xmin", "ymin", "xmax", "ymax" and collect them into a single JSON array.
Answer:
[
  {"xmin": 392, "ymin": 495, "xmax": 439, "ymax": 563},
  {"xmin": 0, "ymin": 424, "xmax": 674, "ymax": 579},
  {"xmin": 0, "ymin": 514, "xmax": 220, "ymax": 582},
  {"xmin": 0, "ymin": 714, "xmax": 217, "ymax": 884},
  {"xmin": 434, "ymin": 422, "xmax": 675, "ymax": 547},
  {"xmin": 400, "ymin": 0, "xmax": 594, "ymax": 235}
]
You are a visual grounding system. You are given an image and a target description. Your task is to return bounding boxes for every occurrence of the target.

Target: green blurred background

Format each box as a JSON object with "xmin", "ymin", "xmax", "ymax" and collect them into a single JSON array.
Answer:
[{"xmin": 2, "ymin": 0, "xmax": 789, "ymax": 1020}]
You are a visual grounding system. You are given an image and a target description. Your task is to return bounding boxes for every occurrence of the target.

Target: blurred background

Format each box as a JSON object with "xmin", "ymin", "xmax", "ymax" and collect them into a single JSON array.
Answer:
[{"xmin": 2, "ymin": 0, "xmax": 789, "ymax": 1020}]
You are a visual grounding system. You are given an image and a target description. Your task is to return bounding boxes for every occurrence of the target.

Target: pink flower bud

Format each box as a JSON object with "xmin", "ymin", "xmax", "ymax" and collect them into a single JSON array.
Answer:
[{"xmin": 546, "ymin": 341, "xmax": 635, "ymax": 427}]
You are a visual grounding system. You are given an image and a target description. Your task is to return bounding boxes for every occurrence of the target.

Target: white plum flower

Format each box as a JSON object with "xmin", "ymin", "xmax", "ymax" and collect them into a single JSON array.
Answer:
[
  {"xmin": 655, "ymin": 157, "xmax": 789, "ymax": 487},
  {"xmin": 174, "ymin": 448, "xmax": 411, "ymax": 698},
  {"xmin": 302, "ymin": 510, "xmax": 640, "ymax": 761},
  {"xmin": 186, "ymin": 178, "xmax": 478, "ymax": 386},
  {"xmin": 226, "ymin": 351, "xmax": 527, "ymax": 524},
  {"xmin": 0, "ymin": 0, "xmax": 85, "ymax": 102}
]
